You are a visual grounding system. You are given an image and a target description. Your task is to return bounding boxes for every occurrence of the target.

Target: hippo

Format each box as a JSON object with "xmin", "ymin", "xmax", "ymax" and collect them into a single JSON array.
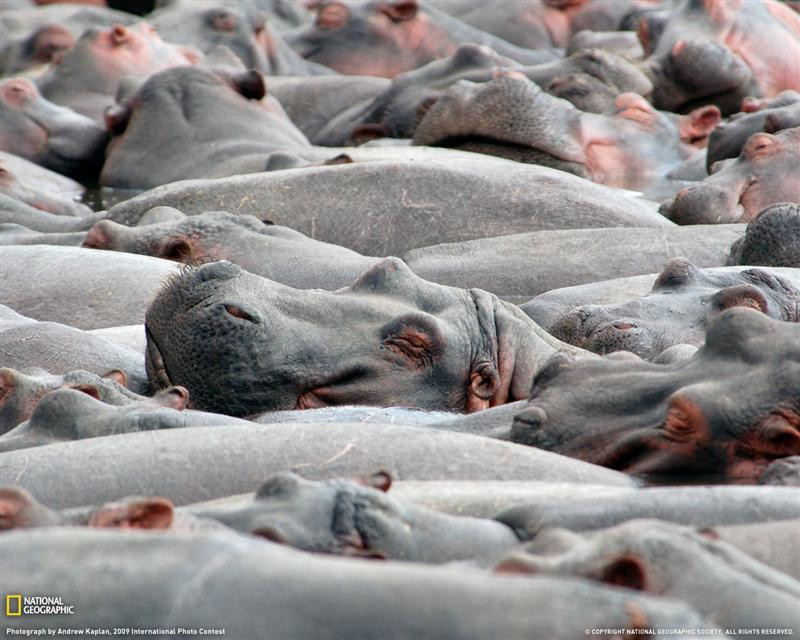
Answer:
[
  {"xmin": 351, "ymin": 44, "xmax": 652, "ymax": 143},
  {"xmin": 0, "ymin": 77, "xmax": 107, "ymax": 181},
  {"xmin": 0, "ymin": 386, "xmax": 254, "ymax": 452},
  {"xmin": 458, "ymin": 0, "xmax": 660, "ymax": 50},
  {"xmin": 0, "ymin": 153, "xmax": 91, "ymax": 216},
  {"xmin": 0, "ymin": 223, "xmax": 86, "ymax": 246},
  {"xmin": 0, "ymin": 367, "xmax": 138, "ymax": 434},
  {"xmin": 413, "ymin": 74, "xmax": 719, "ymax": 191},
  {"xmin": 284, "ymin": 0, "xmax": 558, "ymax": 78},
  {"xmin": 105, "ymin": 149, "xmax": 672, "ymax": 256},
  {"xmin": 494, "ymin": 486, "xmax": 800, "ymax": 534},
  {"xmin": 761, "ymin": 457, "xmax": 800, "ymax": 487},
  {"xmin": 36, "ymin": 21, "xmax": 199, "ymax": 122},
  {"xmin": 660, "ymin": 127, "xmax": 800, "ymax": 224},
  {"xmin": 144, "ymin": 258, "xmax": 588, "ymax": 416},
  {"xmin": 494, "ymin": 520, "xmax": 800, "ymax": 633},
  {"xmin": 727, "ymin": 203, "xmax": 800, "ymax": 268},
  {"xmin": 511, "ymin": 309, "xmax": 800, "ymax": 483},
  {"xmin": 0, "ymin": 194, "xmax": 105, "ymax": 232},
  {"xmin": 521, "ymin": 263, "xmax": 800, "ymax": 342},
  {"xmin": 640, "ymin": 0, "xmax": 800, "ymax": 111},
  {"xmin": 542, "ymin": 258, "xmax": 800, "ymax": 359},
  {"xmin": 100, "ymin": 66, "xmax": 310, "ymax": 189},
  {"xmin": 707, "ymin": 91, "xmax": 800, "ymax": 170},
  {"xmin": 2, "ymin": 529, "xmax": 721, "ymax": 638},
  {"xmin": 0, "ymin": 305, "xmax": 148, "ymax": 394},
  {"xmin": 0, "ymin": 245, "xmax": 179, "ymax": 330},
  {"xmin": 186, "ymin": 472, "xmax": 521, "ymax": 564},
  {"xmin": 0, "ymin": 421, "xmax": 635, "ymax": 510}
]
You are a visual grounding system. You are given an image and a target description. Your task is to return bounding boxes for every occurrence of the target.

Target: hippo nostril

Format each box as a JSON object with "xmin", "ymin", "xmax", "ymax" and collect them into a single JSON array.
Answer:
[
  {"xmin": 223, "ymin": 303, "xmax": 259, "ymax": 324},
  {"xmin": 612, "ymin": 321, "xmax": 637, "ymax": 331},
  {"xmin": 111, "ymin": 24, "xmax": 128, "ymax": 43}
]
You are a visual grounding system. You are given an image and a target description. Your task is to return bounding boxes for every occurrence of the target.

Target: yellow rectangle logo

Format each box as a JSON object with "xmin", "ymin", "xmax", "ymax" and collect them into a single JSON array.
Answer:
[{"xmin": 6, "ymin": 594, "xmax": 22, "ymax": 616}]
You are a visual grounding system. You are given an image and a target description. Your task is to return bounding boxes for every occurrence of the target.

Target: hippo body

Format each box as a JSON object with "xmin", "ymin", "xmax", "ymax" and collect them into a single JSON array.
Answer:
[{"xmin": 0, "ymin": 422, "xmax": 636, "ymax": 509}]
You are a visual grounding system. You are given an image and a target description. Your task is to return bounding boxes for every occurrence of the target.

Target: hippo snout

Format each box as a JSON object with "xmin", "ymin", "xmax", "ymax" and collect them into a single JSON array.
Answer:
[{"xmin": 660, "ymin": 184, "xmax": 741, "ymax": 225}]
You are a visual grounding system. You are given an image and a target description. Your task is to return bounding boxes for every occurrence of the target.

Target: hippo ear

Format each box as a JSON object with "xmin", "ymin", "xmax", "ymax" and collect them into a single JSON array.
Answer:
[
  {"xmin": 662, "ymin": 395, "xmax": 708, "ymax": 443},
  {"xmin": 601, "ymin": 554, "xmax": 647, "ymax": 591},
  {"xmin": 651, "ymin": 257, "xmax": 700, "ymax": 290},
  {"xmin": 89, "ymin": 497, "xmax": 174, "ymax": 530},
  {"xmin": 350, "ymin": 123, "xmax": 390, "ymax": 145},
  {"xmin": 67, "ymin": 384, "xmax": 101, "ymax": 401},
  {"xmin": 315, "ymin": 2, "xmax": 349, "ymax": 29},
  {"xmin": 159, "ymin": 238, "xmax": 193, "ymax": 262},
  {"xmin": 379, "ymin": 313, "xmax": 444, "ymax": 370},
  {"xmin": 467, "ymin": 361, "xmax": 501, "ymax": 413},
  {"xmin": 155, "ymin": 386, "xmax": 190, "ymax": 410},
  {"xmin": 355, "ymin": 470, "xmax": 393, "ymax": 492},
  {"xmin": 379, "ymin": 0, "xmax": 418, "ymax": 22},
  {"xmin": 229, "ymin": 70, "xmax": 266, "ymax": 101},
  {"xmin": 102, "ymin": 369, "xmax": 128, "ymax": 387},
  {"xmin": 752, "ymin": 412, "xmax": 800, "ymax": 457},
  {"xmin": 252, "ymin": 524, "xmax": 290, "ymax": 544},
  {"xmin": 713, "ymin": 285, "xmax": 768, "ymax": 314},
  {"xmin": 0, "ymin": 487, "xmax": 35, "ymax": 531},
  {"xmin": 104, "ymin": 101, "xmax": 132, "ymax": 136},
  {"xmin": 679, "ymin": 105, "xmax": 721, "ymax": 146},
  {"xmin": 324, "ymin": 153, "xmax": 353, "ymax": 166},
  {"xmin": 82, "ymin": 220, "xmax": 116, "ymax": 250},
  {"xmin": 493, "ymin": 552, "xmax": 539, "ymax": 575},
  {"xmin": 0, "ymin": 368, "xmax": 17, "ymax": 404}
]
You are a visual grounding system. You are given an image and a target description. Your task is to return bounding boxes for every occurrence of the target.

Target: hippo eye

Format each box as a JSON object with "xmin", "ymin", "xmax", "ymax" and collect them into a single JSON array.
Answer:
[
  {"xmin": 223, "ymin": 303, "xmax": 259, "ymax": 324},
  {"xmin": 208, "ymin": 10, "xmax": 237, "ymax": 32}
]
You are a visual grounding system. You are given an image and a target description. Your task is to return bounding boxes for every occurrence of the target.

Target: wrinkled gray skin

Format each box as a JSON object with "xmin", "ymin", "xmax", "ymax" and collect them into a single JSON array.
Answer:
[
  {"xmin": 100, "ymin": 66, "xmax": 310, "ymax": 190},
  {"xmin": 106, "ymin": 151, "xmax": 672, "ymax": 256},
  {"xmin": 1, "ymin": 246, "xmax": 179, "ymax": 330},
  {"xmin": 0, "ymin": 77, "xmax": 108, "ymax": 182},
  {"xmin": 496, "ymin": 520, "xmax": 800, "ymax": 633},
  {"xmin": 706, "ymin": 520, "xmax": 800, "ymax": 580},
  {"xmin": 706, "ymin": 91, "xmax": 800, "ymax": 171},
  {"xmin": 512, "ymin": 310, "xmax": 800, "ymax": 483},
  {"xmin": 0, "ymin": 367, "xmax": 140, "ymax": 434},
  {"xmin": 144, "ymin": 259, "xmax": 586, "ymax": 416},
  {"xmin": 190, "ymin": 472, "xmax": 520, "ymax": 564},
  {"xmin": 350, "ymin": 44, "xmax": 652, "ymax": 143},
  {"xmin": 761, "ymin": 457, "xmax": 800, "ymax": 487},
  {"xmin": 494, "ymin": 487, "xmax": 800, "ymax": 537},
  {"xmin": 521, "ymin": 265, "xmax": 800, "ymax": 336},
  {"xmin": 87, "ymin": 325, "xmax": 146, "ymax": 356},
  {"xmin": 413, "ymin": 75, "xmax": 718, "ymax": 192},
  {"xmin": 727, "ymin": 203, "xmax": 800, "ymax": 268},
  {"xmin": 2, "ymin": 530, "xmax": 719, "ymax": 639},
  {"xmin": 0, "ymin": 194, "xmax": 105, "ymax": 232},
  {"xmin": 544, "ymin": 258, "xmax": 800, "ymax": 359},
  {"xmin": 405, "ymin": 225, "xmax": 743, "ymax": 305},
  {"xmin": 0, "ymin": 422, "xmax": 636, "ymax": 509},
  {"xmin": 0, "ymin": 387, "xmax": 254, "ymax": 452},
  {"xmin": 0, "ymin": 153, "xmax": 91, "ymax": 217},
  {"xmin": 83, "ymin": 212, "xmax": 377, "ymax": 291},
  {"xmin": 0, "ymin": 306, "xmax": 148, "ymax": 395},
  {"xmin": 660, "ymin": 127, "xmax": 800, "ymax": 224}
]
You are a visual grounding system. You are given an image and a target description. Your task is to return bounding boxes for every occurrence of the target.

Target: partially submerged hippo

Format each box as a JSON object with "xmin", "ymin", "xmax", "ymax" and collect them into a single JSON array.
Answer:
[
  {"xmin": 660, "ymin": 127, "xmax": 800, "ymax": 224},
  {"xmin": 512, "ymin": 309, "xmax": 800, "ymax": 483},
  {"xmin": 544, "ymin": 258, "xmax": 800, "ymax": 359},
  {"xmin": 413, "ymin": 74, "xmax": 719, "ymax": 191},
  {"xmin": 144, "ymin": 258, "xmax": 587, "ymax": 416}
]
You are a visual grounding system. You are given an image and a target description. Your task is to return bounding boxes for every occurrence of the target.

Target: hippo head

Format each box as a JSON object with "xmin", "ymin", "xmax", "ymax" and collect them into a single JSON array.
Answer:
[
  {"xmin": 413, "ymin": 74, "xmax": 718, "ymax": 189},
  {"xmin": 727, "ymin": 203, "xmax": 800, "ymax": 268},
  {"xmin": 0, "ymin": 78, "xmax": 108, "ymax": 180},
  {"xmin": 512, "ymin": 308, "xmax": 800, "ymax": 483},
  {"xmin": 661, "ymin": 127, "xmax": 800, "ymax": 224},
  {"xmin": 547, "ymin": 258, "xmax": 800, "ymax": 359},
  {"xmin": 193, "ymin": 472, "xmax": 411, "ymax": 558},
  {"xmin": 145, "ymin": 258, "xmax": 574, "ymax": 416}
]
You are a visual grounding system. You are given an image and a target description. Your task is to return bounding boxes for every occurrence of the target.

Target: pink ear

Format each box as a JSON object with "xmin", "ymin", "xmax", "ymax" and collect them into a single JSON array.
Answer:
[
  {"xmin": 104, "ymin": 102, "xmax": 132, "ymax": 135},
  {"xmin": 68, "ymin": 384, "xmax": 101, "ymax": 401},
  {"xmin": 102, "ymin": 369, "xmax": 128, "ymax": 387},
  {"xmin": 82, "ymin": 220, "xmax": 116, "ymax": 250},
  {"xmin": 362, "ymin": 471, "xmax": 393, "ymax": 492},
  {"xmin": 90, "ymin": 497, "xmax": 174, "ymax": 530},
  {"xmin": 755, "ymin": 412, "xmax": 800, "ymax": 457},
  {"xmin": 156, "ymin": 386, "xmax": 190, "ymax": 410},
  {"xmin": 680, "ymin": 105, "xmax": 721, "ymax": 145},
  {"xmin": 0, "ymin": 487, "xmax": 34, "ymax": 531}
]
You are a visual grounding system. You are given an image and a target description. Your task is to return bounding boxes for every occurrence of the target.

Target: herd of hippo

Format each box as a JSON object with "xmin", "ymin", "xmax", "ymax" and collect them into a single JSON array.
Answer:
[{"xmin": 1, "ymin": 0, "xmax": 799, "ymax": 637}]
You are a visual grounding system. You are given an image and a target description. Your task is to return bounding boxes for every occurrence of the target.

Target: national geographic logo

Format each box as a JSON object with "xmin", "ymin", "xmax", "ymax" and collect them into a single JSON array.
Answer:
[{"xmin": 5, "ymin": 595, "xmax": 75, "ymax": 616}]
